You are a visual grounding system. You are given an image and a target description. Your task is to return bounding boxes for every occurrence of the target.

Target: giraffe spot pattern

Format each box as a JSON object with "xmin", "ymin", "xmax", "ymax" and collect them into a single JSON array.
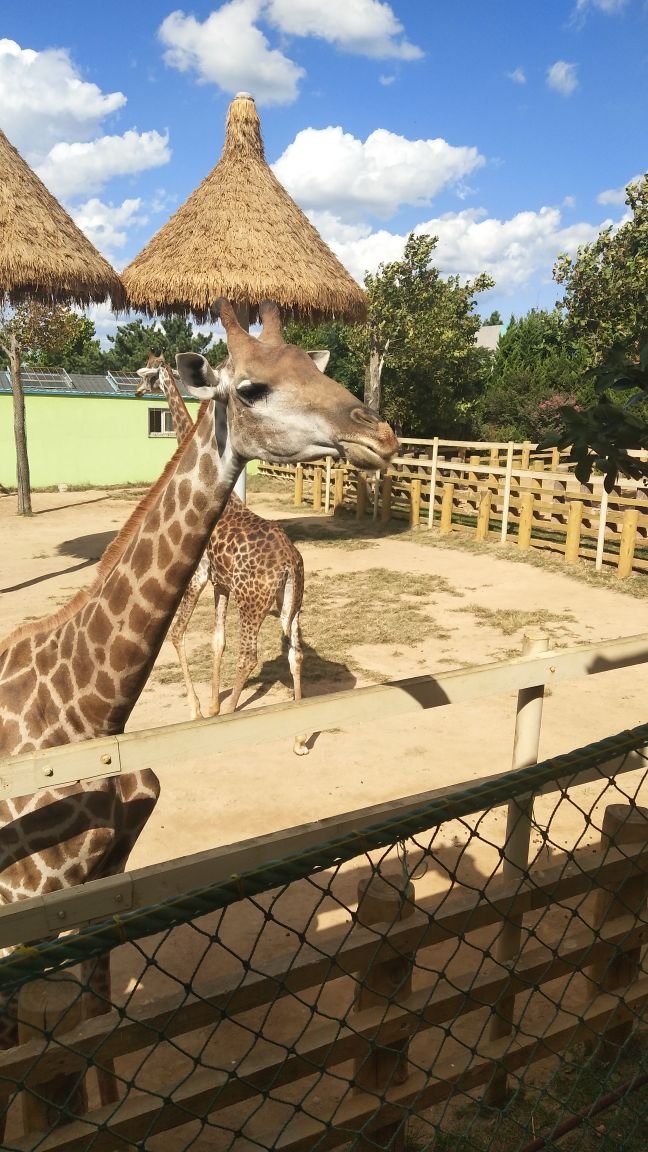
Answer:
[{"xmin": 131, "ymin": 537, "xmax": 153, "ymax": 578}]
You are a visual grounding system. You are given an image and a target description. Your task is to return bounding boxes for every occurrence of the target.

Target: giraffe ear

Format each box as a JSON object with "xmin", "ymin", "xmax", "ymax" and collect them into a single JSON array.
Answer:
[
  {"xmin": 308, "ymin": 349, "xmax": 330, "ymax": 373},
  {"xmin": 176, "ymin": 353, "xmax": 226, "ymax": 400}
]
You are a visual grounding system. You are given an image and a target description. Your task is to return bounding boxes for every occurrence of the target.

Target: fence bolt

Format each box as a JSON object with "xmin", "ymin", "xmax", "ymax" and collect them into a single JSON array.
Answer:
[
  {"xmin": 42, "ymin": 766, "xmax": 53, "ymax": 777},
  {"xmin": 100, "ymin": 754, "xmax": 112, "ymax": 766}
]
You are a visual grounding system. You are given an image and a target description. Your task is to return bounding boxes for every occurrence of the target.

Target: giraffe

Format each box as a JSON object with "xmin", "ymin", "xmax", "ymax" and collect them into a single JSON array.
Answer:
[
  {"xmin": 0, "ymin": 299, "xmax": 398, "ymax": 1122},
  {"xmin": 136, "ymin": 353, "xmax": 309, "ymax": 755}
]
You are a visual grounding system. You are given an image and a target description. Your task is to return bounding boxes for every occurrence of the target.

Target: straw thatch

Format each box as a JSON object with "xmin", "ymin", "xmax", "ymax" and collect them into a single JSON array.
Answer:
[
  {"xmin": 122, "ymin": 93, "xmax": 367, "ymax": 324},
  {"xmin": 0, "ymin": 130, "xmax": 125, "ymax": 310}
]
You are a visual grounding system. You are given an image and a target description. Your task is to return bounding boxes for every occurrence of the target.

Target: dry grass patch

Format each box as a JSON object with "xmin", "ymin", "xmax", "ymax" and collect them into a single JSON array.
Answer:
[
  {"xmin": 153, "ymin": 566, "xmax": 461, "ymax": 695},
  {"xmin": 460, "ymin": 604, "xmax": 578, "ymax": 639}
]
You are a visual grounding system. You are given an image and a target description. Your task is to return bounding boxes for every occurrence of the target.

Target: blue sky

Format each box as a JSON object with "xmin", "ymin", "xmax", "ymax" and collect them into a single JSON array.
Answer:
[{"xmin": 2, "ymin": 0, "xmax": 647, "ymax": 341}]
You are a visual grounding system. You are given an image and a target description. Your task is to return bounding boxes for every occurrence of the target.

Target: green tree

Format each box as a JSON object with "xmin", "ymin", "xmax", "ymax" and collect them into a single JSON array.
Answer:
[
  {"xmin": 483, "ymin": 310, "xmax": 503, "ymax": 326},
  {"xmin": 554, "ymin": 173, "xmax": 648, "ymax": 362},
  {"xmin": 477, "ymin": 309, "xmax": 591, "ymax": 441},
  {"xmin": 349, "ymin": 233, "xmax": 494, "ymax": 436},
  {"xmin": 105, "ymin": 316, "xmax": 221, "ymax": 371},
  {"xmin": 543, "ymin": 174, "xmax": 648, "ymax": 488}
]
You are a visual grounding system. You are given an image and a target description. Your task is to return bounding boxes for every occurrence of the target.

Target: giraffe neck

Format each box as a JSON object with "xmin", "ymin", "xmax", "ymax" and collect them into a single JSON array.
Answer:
[
  {"xmin": 159, "ymin": 365, "xmax": 194, "ymax": 444},
  {"xmin": 0, "ymin": 402, "xmax": 244, "ymax": 755}
]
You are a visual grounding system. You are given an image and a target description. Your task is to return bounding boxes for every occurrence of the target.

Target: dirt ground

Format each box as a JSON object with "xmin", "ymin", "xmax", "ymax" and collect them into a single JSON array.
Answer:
[
  {"xmin": 1, "ymin": 483, "xmax": 648, "ymax": 1147},
  {"xmin": 1, "ymin": 483, "xmax": 647, "ymax": 868}
]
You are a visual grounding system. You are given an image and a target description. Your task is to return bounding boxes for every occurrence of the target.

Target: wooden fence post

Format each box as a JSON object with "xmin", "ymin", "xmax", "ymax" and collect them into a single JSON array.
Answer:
[
  {"xmin": 565, "ymin": 499, "xmax": 584, "ymax": 564},
  {"xmin": 356, "ymin": 473, "xmax": 367, "ymax": 521},
  {"xmin": 324, "ymin": 456, "xmax": 332, "ymax": 514},
  {"xmin": 484, "ymin": 632, "xmax": 549, "ymax": 1106},
  {"xmin": 353, "ymin": 872, "xmax": 416, "ymax": 1150},
  {"xmin": 409, "ymin": 478, "xmax": 421, "ymax": 528},
  {"xmin": 381, "ymin": 475, "xmax": 392, "ymax": 524},
  {"xmin": 590, "ymin": 804, "xmax": 648, "ymax": 1059},
  {"xmin": 294, "ymin": 463, "xmax": 304, "ymax": 507},
  {"xmin": 595, "ymin": 485, "xmax": 609, "ymax": 573},
  {"xmin": 333, "ymin": 467, "xmax": 345, "ymax": 513},
  {"xmin": 475, "ymin": 487, "xmax": 492, "ymax": 541},
  {"xmin": 499, "ymin": 442, "xmax": 514, "ymax": 544},
  {"xmin": 312, "ymin": 466, "xmax": 323, "ymax": 512},
  {"xmin": 440, "ymin": 482, "xmax": 454, "ymax": 535},
  {"xmin": 618, "ymin": 508, "xmax": 639, "ymax": 579},
  {"xmin": 521, "ymin": 442, "xmax": 531, "ymax": 470},
  {"xmin": 18, "ymin": 972, "xmax": 88, "ymax": 1133},
  {"xmin": 372, "ymin": 470, "xmax": 381, "ymax": 521},
  {"xmin": 518, "ymin": 492, "xmax": 534, "ymax": 551},
  {"xmin": 427, "ymin": 438, "xmax": 439, "ymax": 527}
]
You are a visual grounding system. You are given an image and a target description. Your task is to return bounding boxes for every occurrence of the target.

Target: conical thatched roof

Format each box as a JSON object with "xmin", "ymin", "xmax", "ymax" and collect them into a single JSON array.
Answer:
[
  {"xmin": 122, "ymin": 93, "xmax": 367, "ymax": 323},
  {"xmin": 0, "ymin": 129, "xmax": 125, "ymax": 310}
]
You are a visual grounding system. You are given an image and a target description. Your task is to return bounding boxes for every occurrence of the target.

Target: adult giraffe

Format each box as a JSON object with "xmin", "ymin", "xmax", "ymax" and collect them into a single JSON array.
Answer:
[
  {"xmin": 0, "ymin": 299, "xmax": 398, "ymax": 1115},
  {"xmin": 136, "ymin": 352, "xmax": 308, "ymax": 753}
]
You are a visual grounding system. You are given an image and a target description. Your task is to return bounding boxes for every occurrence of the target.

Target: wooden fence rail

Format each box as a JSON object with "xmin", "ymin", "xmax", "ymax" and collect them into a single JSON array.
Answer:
[{"xmin": 259, "ymin": 436, "xmax": 648, "ymax": 578}]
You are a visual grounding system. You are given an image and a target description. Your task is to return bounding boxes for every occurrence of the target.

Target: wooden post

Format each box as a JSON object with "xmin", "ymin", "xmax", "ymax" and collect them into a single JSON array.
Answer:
[
  {"xmin": 312, "ymin": 466, "xmax": 323, "ymax": 512},
  {"xmin": 468, "ymin": 454, "xmax": 480, "ymax": 489},
  {"xmin": 590, "ymin": 804, "xmax": 648, "ymax": 1058},
  {"xmin": 333, "ymin": 467, "xmax": 345, "ymax": 513},
  {"xmin": 409, "ymin": 478, "xmax": 421, "ymax": 528},
  {"xmin": 372, "ymin": 470, "xmax": 380, "ymax": 521},
  {"xmin": 475, "ymin": 486, "xmax": 492, "ymax": 541},
  {"xmin": 356, "ymin": 473, "xmax": 367, "ymax": 521},
  {"xmin": 381, "ymin": 475, "xmax": 392, "ymax": 524},
  {"xmin": 484, "ymin": 633, "xmax": 549, "ymax": 1106},
  {"xmin": 565, "ymin": 499, "xmax": 584, "ymax": 564},
  {"xmin": 294, "ymin": 463, "xmax": 304, "ymax": 507},
  {"xmin": 427, "ymin": 438, "xmax": 439, "ymax": 527},
  {"xmin": 595, "ymin": 484, "xmax": 609, "ymax": 572},
  {"xmin": 517, "ymin": 492, "xmax": 534, "ymax": 551},
  {"xmin": 489, "ymin": 446, "xmax": 499, "ymax": 468},
  {"xmin": 353, "ymin": 872, "xmax": 415, "ymax": 1151},
  {"xmin": 499, "ymin": 442, "xmax": 514, "ymax": 544},
  {"xmin": 439, "ymin": 482, "xmax": 454, "ymax": 535},
  {"xmin": 618, "ymin": 508, "xmax": 639, "ymax": 579},
  {"xmin": 18, "ymin": 972, "xmax": 88, "ymax": 1133},
  {"xmin": 324, "ymin": 456, "xmax": 332, "ymax": 514},
  {"xmin": 521, "ymin": 441, "xmax": 531, "ymax": 470}
]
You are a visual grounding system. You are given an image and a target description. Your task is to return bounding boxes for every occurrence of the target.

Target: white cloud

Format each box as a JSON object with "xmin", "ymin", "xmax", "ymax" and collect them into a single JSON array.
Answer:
[
  {"xmin": 546, "ymin": 61, "xmax": 578, "ymax": 95},
  {"xmin": 379, "ymin": 74, "xmax": 396, "ymax": 85},
  {"xmin": 507, "ymin": 67, "xmax": 526, "ymax": 84},
  {"xmin": 0, "ymin": 38, "xmax": 125, "ymax": 160},
  {"xmin": 575, "ymin": 0, "xmax": 629, "ymax": 13},
  {"xmin": 272, "ymin": 126, "xmax": 484, "ymax": 220},
  {"xmin": 311, "ymin": 204, "xmax": 608, "ymax": 298},
  {"xmin": 266, "ymin": 0, "xmax": 422, "ymax": 59},
  {"xmin": 36, "ymin": 129, "xmax": 171, "ymax": 199},
  {"xmin": 597, "ymin": 174, "xmax": 643, "ymax": 204},
  {"xmin": 158, "ymin": 2, "xmax": 304, "ymax": 106},
  {"xmin": 72, "ymin": 198, "xmax": 148, "ymax": 258}
]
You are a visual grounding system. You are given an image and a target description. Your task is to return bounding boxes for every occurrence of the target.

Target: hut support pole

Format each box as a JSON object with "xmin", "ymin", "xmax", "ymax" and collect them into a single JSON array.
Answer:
[
  {"xmin": 232, "ymin": 302, "xmax": 250, "ymax": 503},
  {"xmin": 4, "ymin": 334, "xmax": 32, "ymax": 516}
]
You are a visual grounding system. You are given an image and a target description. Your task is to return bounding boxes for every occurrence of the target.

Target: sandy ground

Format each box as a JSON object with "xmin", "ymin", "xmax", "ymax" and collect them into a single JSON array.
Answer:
[{"xmin": 1, "ymin": 486, "xmax": 648, "ymax": 1146}]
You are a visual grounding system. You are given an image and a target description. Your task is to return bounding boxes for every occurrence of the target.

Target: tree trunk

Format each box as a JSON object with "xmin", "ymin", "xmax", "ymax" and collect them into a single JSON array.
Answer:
[
  {"xmin": 8, "ymin": 334, "xmax": 32, "ymax": 515},
  {"xmin": 364, "ymin": 330, "xmax": 388, "ymax": 413}
]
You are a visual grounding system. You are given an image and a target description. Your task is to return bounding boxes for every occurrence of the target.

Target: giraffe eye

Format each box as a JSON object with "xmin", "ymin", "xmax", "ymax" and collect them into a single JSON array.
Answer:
[{"xmin": 237, "ymin": 380, "xmax": 269, "ymax": 405}]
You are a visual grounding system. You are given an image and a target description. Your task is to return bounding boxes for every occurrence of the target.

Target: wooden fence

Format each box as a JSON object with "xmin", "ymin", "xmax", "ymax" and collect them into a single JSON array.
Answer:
[
  {"xmin": 1, "ymin": 632, "xmax": 648, "ymax": 1147},
  {"xmin": 261, "ymin": 438, "xmax": 648, "ymax": 579}
]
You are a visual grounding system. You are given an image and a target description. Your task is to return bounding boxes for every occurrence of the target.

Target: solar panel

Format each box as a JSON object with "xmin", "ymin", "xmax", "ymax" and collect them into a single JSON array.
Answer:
[
  {"xmin": 106, "ymin": 371, "xmax": 142, "ymax": 393},
  {"xmin": 19, "ymin": 367, "xmax": 73, "ymax": 390}
]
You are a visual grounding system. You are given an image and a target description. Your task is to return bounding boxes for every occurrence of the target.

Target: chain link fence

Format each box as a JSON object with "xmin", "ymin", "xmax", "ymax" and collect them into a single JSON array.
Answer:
[{"xmin": 2, "ymin": 723, "xmax": 648, "ymax": 1150}]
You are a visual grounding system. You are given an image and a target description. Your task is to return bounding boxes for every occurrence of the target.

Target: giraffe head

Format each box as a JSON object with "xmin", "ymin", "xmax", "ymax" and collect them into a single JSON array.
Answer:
[
  {"xmin": 175, "ymin": 299, "xmax": 399, "ymax": 471},
  {"xmin": 135, "ymin": 352, "xmax": 173, "ymax": 396}
]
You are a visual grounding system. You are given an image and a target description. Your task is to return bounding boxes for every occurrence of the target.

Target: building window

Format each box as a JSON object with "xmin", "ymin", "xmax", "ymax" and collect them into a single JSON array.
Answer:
[{"xmin": 148, "ymin": 408, "xmax": 175, "ymax": 437}]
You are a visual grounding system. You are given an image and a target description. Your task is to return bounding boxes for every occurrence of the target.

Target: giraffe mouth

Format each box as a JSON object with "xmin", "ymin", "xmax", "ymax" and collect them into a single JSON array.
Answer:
[{"xmin": 339, "ymin": 440, "xmax": 394, "ymax": 472}]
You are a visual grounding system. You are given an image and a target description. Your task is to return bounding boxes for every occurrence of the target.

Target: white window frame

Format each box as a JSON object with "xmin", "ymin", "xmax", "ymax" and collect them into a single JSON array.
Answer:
[{"xmin": 148, "ymin": 408, "xmax": 175, "ymax": 438}]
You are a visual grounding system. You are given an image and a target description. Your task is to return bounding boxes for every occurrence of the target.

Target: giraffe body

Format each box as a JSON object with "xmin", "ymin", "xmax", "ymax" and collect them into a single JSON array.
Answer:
[{"xmin": 137, "ymin": 356, "xmax": 306, "ymax": 749}]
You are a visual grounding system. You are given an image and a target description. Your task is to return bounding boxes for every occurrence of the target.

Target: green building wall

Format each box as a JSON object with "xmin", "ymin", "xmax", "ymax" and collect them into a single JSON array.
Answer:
[{"xmin": 0, "ymin": 392, "xmax": 201, "ymax": 489}]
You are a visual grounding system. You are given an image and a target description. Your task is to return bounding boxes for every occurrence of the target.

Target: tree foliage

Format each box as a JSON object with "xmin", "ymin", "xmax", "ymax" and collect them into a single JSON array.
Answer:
[
  {"xmin": 545, "ymin": 174, "xmax": 648, "ymax": 487},
  {"xmin": 350, "ymin": 233, "xmax": 494, "ymax": 436},
  {"xmin": 104, "ymin": 315, "xmax": 224, "ymax": 371},
  {"xmin": 0, "ymin": 301, "xmax": 104, "ymax": 373},
  {"xmin": 477, "ymin": 309, "xmax": 591, "ymax": 441}
]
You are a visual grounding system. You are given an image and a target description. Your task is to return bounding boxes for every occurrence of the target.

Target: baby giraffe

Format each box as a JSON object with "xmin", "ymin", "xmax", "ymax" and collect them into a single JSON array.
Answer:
[{"xmin": 137, "ymin": 353, "xmax": 309, "ymax": 754}]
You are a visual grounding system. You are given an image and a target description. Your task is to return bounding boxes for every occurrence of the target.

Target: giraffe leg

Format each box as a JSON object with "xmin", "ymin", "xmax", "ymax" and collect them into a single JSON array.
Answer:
[
  {"xmin": 287, "ymin": 612, "xmax": 308, "ymax": 756},
  {"xmin": 170, "ymin": 568, "xmax": 209, "ymax": 720},
  {"xmin": 208, "ymin": 588, "xmax": 229, "ymax": 716},
  {"xmin": 220, "ymin": 608, "xmax": 260, "ymax": 714}
]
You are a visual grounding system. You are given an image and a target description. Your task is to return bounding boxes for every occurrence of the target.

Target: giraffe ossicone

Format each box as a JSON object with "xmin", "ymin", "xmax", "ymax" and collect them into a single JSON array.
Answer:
[{"xmin": 0, "ymin": 298, "xmax": 398, "ymax": 1120}]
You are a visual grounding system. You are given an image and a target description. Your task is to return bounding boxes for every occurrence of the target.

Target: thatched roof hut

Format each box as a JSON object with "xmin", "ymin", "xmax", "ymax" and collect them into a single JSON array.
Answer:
[
  {"xmin": 0, "ymin": 129, "xmax": 125, "ymax": 310},
  {"xmin": 122, "ymin": 93, "xmax": 367, "ymax": 324}
]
